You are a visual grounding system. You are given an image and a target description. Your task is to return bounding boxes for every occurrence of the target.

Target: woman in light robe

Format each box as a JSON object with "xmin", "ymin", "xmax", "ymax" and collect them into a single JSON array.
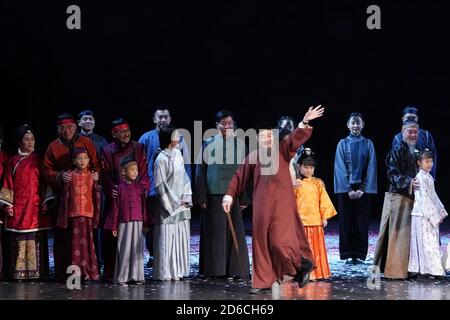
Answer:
[{"xmin": 153, "ymin": 126, "xmax": 192, "ymax": 281}]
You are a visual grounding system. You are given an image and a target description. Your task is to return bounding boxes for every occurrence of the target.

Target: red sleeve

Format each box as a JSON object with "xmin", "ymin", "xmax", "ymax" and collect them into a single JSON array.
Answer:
[
  {"xmin": 42, "ymin": 144, "xmax": 61, "ymax": 190},
  {"xmin": 2, "ymin": 156, "xmax": 14, "ymax": 191},
  {"xmin": 0, "ymin": 151, "xmax": 8, "ymax": 184},
  {"xmin": 103, "ymin": 184, "xmax": 119, "ymax": 231},
  {"xmin": 56, "ymin": 179, "xmax": 71, "ymax": 228},
  {"xmin": 85, "ymin": 138, "xmax": 100, "ymax": 173},
  {"xmin": 92, "ymin": 180, "xmax": 101, "ymax": 228},
  {"xmin": 280, "ymin": 127, "xmax": 312, "ymax": 162}
]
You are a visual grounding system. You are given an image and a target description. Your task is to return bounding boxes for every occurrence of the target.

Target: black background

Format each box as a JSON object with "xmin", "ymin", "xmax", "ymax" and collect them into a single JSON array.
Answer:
[{"xmin": 2, "ymin": 0, "xmax": 450, "ymax": 219}]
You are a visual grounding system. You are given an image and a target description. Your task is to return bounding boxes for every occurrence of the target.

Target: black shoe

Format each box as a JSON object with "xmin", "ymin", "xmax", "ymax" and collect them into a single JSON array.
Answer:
[
  {"xmin": 249, "ymin": 287, "xmax": 270, "ymax": 294},
  {"xmin": 295, "ymin": 257, "xmax": 313, "ymax": 288},
  {"xmin": 299, "ymin": 271, "xmax": 310, "ymax": 288}
]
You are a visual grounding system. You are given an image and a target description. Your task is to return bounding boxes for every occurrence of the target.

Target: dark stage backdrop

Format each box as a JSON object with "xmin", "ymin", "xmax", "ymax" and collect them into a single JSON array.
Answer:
[{"xmin": 1, "ymin": 1, "xmax": 450, "ymax": 220}]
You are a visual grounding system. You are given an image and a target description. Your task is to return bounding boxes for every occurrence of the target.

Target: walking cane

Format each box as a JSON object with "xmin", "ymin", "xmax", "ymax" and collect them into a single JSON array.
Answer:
[{"xmin": 225, "ymin": 210, "xmax": 247, "ymax": 282}]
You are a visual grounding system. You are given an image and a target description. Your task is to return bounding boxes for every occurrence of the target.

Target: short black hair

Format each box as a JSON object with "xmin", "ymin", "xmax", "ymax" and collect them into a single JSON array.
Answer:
[
  {"xmin": 347, "ymin": 112, "xmax": 364, "ymax": 122},
  {"xmin": 158, "ymin": 125, "xmax": 177, "ymax": 149},
  {"xmin": 298, "ymin": 148, "xmax": 316, "ymax": 167},
  {"xmin": 78, "ymin": 109, "xmax": 95, "ymax": 120},
  {"xmin": 111, "ymin": 118, "xmax": 128, "ymax": 129},
  {"xmin": 153, "ymin": 106, "xmax": 171, "ymax": 116},
  {"xmin": 215, "ymin": 110, "xmax": 234, "ymax": 123}
]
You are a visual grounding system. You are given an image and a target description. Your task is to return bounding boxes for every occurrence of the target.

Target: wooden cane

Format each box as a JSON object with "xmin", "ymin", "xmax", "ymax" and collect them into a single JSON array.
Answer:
[{"xmin": 225, "ymin": 210, "xmax": 247, "ymax": 282}]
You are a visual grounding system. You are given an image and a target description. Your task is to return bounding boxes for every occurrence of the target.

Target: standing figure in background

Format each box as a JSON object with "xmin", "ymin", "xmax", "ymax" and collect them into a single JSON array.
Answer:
[
  {"xmin": 43, "ymin": 113, "xmax": 99, "ymax": 281},
  {"xmin": 392, "ymin": 106, "xmax": 437, "ymax": 178},
  {"xmin": 101, "ymin": 118, "xmax": 149, "ymax": 282},
  {"xmin": 408, "ymin": 149, "xmax": 447, "ymax": 277},
  {"xmin": 1, "ymin": 125, "xmax": 51, "ymax": 280},
  {"xmin": 57, "ymin": 147, "xmax": 100, "ymax": 281},
  {"xmin": 294, "ymin": 148, "xmax": 337, "ymax": 281},
  {"xmin": 374, "ymin": 118, "xmax": 419, "ymax": 279},
  {"xmin": 334, "ymin": 113, "xmax": 377, "ymax": 265},
  {"xmin": 78, "ymin": 109, "xmax": 108, "ymax": 270},
  {"xmin": 277, "ymin": 116, "xmax": 303, "ymax": 185},
  {"xmin": 139, "ymin": 107, "xmax": 191, "ymax": 265},
  {"xmin": 0, "ymin": 125, "xmax": 9, "ymax": 279},
  {"xmin": 104, "ymin": 158, "xmax": 147, "ymax": 286},
  {"xmin": 78, "ymin": 110, "xmax": 108, "ymax": 156},
  {"xmin": 153, "ymin": 126, "xmax": 192, "ymax": 281},
  {"xmin": 195, "ymin": 110, "xmax": 250, "ymax": 279}
]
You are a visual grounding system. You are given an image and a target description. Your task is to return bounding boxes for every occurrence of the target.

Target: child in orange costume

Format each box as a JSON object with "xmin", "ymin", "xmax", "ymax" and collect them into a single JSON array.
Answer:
[{"xmin": 294, "ymin": 148, "xmax": 337, "ymax": 280}]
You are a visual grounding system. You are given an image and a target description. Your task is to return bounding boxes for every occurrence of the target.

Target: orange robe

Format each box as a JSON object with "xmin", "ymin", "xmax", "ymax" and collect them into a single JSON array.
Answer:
[
  {"xmin": 226, "ymin": 127, "xmax": 314, "ymax": 289},
  {"xmin": 294, "ymin": 177, "xmax": 337, "ymax": 280}
]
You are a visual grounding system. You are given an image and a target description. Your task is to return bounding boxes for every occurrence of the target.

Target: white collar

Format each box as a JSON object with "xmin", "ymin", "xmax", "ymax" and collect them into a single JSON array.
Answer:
[{"xmin": 18, "ymin": 148, "xmax": 34, "ymax": 156}]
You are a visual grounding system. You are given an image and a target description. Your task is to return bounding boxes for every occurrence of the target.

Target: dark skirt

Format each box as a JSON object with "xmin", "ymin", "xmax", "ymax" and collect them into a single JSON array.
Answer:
[
  {"xmin": 69, "ymin": 216, "xmax": 99, "ymax": 281},
  {"xmin": 199, "ymin": 195, "xmax": 250, "ymax": 277}
]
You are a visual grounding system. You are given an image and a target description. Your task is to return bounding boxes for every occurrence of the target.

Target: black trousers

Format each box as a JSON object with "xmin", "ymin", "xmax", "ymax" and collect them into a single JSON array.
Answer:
[{"xmin": 338, "ymin": 193, "xmax": 371, "ymax": 260}]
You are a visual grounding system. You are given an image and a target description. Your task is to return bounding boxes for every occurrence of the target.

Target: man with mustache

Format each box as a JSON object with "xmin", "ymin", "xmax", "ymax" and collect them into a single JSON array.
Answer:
[
  {"xmin": 392, "ymin": 106, "xmax": 437, "ymax": 178},
  {"xmin": 374, "ymin": 118, "xmax": 420, "ymax": 279}
]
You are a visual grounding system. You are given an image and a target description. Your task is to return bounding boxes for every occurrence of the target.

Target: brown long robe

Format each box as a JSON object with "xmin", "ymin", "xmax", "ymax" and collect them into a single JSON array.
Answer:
[
  {"xmin": 373, "ymin": 192, "xmax": 413, "ymax": 279},
  {"xmin": 225, "ymin": 127, "xmax": 314, "ymax": 289}
]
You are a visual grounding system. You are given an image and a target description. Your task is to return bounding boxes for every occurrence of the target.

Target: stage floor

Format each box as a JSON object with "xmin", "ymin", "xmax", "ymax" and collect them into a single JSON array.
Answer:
[{"xmin": 1, "ymin": 220, "xmax": 450, "ymax": 300}]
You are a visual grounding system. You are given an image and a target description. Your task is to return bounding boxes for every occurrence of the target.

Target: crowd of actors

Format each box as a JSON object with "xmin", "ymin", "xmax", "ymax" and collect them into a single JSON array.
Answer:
[{"xmin": 0, "ymin": 104, "xmax": 447, "ymax": 294}]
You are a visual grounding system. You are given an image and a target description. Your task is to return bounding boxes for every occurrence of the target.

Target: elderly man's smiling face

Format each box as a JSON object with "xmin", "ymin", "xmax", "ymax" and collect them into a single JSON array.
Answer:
[{"xmin": 402, "ymin": 127, "xmax": 419, "ymax": 146}]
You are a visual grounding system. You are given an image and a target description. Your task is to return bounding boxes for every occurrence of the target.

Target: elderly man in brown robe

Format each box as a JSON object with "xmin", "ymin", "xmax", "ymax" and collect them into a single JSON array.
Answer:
[
  {"xmin": 222, "ymin": 105, "xmax": 324, "ymax": 293},
  {"xmin": 373, "ymin": 118, "xmax": 420, "ymax": 279}
]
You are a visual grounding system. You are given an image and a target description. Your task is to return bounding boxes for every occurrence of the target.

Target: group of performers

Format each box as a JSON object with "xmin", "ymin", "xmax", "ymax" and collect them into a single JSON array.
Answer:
[{"xmin": 0, "ymin": 104, "xmax": 448, "ymax": 294}]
